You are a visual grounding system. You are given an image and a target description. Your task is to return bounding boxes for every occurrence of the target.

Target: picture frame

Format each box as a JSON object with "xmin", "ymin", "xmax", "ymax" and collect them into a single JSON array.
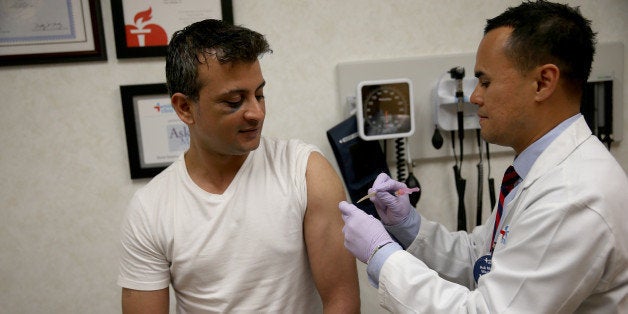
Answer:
[
  {"xmin": 0, "ymin": 0, "xmax": 107, "ymax": 66},
  {"xmin": 120, "ymin": 83, "xmax": 189, "ymax": 179},
  {"xmin": 111, "ymin": 0, "xmax": 233, "ymax": 59}
]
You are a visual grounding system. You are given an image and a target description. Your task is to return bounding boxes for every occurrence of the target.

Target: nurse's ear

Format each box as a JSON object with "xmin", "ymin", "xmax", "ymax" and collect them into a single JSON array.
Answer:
[
  {"xmin": 533, "ymin": 64, "xmax": 559, "ymax": 102},
  {"xmin": 172, "ymin": 92, "xmax": 195, "ymax": 125}
]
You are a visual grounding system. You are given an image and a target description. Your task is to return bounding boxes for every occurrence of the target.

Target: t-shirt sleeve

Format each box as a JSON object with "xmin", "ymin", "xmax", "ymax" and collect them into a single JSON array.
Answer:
[
  {"xmin": 284, "ymin": 139, "xmax": 320, "ymax": 211},
  {"xmin": 117, "ymin": 192, "xmax": 171, "ymax": 291}
]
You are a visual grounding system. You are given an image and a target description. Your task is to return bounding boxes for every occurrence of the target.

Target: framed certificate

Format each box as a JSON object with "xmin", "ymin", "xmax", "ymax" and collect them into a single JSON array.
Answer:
[
  {"xmin": 120, "ymin": 83, "xmax": 189, "ymax": 179},
  {"xmin": 111, "ymin": 0, "xmax": 233, "ymax": 59},
  {"xmin": 0, "ymin": 0, "xmax": 107, "ymax": 66}
]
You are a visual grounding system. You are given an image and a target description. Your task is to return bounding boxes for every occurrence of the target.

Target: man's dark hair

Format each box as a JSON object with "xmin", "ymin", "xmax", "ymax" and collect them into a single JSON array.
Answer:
[
  {"xmin": 165, "ymin": 19, "xmax": 272, "ymax": 100},
  {"xmin": 485, "ymin": 0, "xmax": 596, "ymax": 93}
]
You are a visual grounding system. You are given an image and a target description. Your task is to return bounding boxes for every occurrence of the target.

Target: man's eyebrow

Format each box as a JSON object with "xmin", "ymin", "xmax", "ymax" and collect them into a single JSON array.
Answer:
[
  {"xmin": 220, "ymin": 81, "xmax": 266, "ymax": 96},
  {"xmin": 256, "ymin": 81, "xmax": 266, "ymax": 91},
  {"xmin": 474, "ymin": 71, "xmax": 485, "ymax": 78}
]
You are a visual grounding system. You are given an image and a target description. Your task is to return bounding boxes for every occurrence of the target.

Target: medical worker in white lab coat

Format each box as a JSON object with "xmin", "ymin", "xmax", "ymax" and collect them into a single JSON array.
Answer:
[{"xmin": 339, "ymin": 1, "xmax": 628, "ymax": 313}]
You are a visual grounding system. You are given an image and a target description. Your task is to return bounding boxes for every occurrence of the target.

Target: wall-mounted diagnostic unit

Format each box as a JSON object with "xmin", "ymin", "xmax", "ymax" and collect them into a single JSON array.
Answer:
[{"xmin": 337, "ymin": 41, "xmax": 624, "ymax": 161}]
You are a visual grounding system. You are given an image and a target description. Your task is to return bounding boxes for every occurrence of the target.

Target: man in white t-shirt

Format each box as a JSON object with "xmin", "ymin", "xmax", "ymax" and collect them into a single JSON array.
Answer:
[{"xmin": 118, "ymin": 19, "xmax": 360, "ymax": 313}]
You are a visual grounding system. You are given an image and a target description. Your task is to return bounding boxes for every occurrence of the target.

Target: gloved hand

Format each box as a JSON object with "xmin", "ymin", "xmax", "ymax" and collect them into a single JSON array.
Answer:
[
  {"xmin": 369, "ymin": 173, "xmax": 415, "ymax": 226},
  {"xmin": 339, "ymin": 201, "xmax": 394, "ymax": 263}
]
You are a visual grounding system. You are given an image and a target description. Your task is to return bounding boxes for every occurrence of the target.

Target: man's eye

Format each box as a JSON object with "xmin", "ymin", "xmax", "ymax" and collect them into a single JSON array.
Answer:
[
  {"xmin": 480, "ymin": 80, "xmax": 490, "ymax": 87},
  {"xmin": 255, "ymin": 95, "xmax": 265, "ymax": 101},
  {"xmin": 225, "ymin": 99, "xmax": 243, "ymax": 108}
]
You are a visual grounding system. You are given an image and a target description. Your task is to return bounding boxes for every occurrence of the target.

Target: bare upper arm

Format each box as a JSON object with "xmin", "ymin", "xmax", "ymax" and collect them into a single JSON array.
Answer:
[
  {"xmin": 304, "ymin": 152, "xmax": 360, "ymax": 313},
  {"xmin": 122, "ymin": 287, "xmax": 169, "ymax": 314}
]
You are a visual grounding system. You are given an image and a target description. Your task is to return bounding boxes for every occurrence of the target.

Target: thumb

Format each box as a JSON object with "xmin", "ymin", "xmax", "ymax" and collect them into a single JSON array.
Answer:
[{"xmin": 338, "ymin": 201, "xmax": 357, "ymax": 220}]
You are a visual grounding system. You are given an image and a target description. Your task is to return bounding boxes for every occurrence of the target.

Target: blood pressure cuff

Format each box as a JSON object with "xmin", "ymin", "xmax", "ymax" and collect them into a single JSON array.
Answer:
[{"xmin": 326, "ymin": 115, "xmax": 390, "ymax": 218}]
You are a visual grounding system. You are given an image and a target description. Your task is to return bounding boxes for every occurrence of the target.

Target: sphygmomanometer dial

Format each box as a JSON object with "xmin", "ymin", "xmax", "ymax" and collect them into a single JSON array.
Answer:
[{"xmin": 356, "ymin": 78, "xmax": 414, "ymax": 141}]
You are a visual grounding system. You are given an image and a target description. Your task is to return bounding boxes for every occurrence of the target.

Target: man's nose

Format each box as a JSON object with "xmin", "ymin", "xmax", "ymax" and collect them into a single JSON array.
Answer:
[
  {"xmin": 470, "ymin": 85, "xmax": 482, "ymax": 106},
  {"xmin": 243, "ymin": 97, "xmax": 265, "ymax": 121}
]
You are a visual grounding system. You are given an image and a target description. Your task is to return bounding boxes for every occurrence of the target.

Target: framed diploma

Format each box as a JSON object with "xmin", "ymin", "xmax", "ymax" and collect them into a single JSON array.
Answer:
[
  {"xmin": 111, "ymin": 0, "xmax": 233, "ymax": 59},
  {"xmin": 120, "ymin": 83, "xmax": 189, "ymax": 179},
  {"xmin": 0, "ymin": 0, "xmax": 107, "ymax": 66}
]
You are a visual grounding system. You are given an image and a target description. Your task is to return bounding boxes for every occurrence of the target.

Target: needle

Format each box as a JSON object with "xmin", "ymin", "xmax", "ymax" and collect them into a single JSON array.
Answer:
[{"xmin": 356, "ymin": 187, "xmax": 420, "ymax": 203}]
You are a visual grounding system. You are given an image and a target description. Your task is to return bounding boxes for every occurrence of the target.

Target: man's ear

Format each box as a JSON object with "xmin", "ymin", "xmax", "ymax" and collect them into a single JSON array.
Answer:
[
  {"xmin": 171, "ymin": 92, "xmax": 194, "ymax": 125},
  {"xmin": 534, "ymin": 64, "xmax": 559, "ymax": 102}
]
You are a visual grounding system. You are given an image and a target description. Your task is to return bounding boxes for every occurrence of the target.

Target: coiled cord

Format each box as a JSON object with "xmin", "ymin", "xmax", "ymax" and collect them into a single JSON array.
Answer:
[{"xmin": 395, "ymin": 138, "xmax": 406, "ymax": 181}]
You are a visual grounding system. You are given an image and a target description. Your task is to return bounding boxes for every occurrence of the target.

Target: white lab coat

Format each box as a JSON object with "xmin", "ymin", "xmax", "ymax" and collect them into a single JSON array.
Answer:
[{"xmin": 377, "ymin": 117, "xmax": 628, "ymax": 313}]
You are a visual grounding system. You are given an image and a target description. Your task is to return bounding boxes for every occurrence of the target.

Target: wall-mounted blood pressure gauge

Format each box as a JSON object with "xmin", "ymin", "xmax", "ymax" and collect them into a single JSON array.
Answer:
[{"xmin": 356, "ymin": 78, "xmax": 415, "ymax": 141}]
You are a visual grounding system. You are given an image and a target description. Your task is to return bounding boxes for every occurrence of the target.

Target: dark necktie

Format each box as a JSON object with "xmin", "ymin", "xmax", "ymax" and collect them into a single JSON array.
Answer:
[{"xmin": 490, "ymin": 165, "xmax": 520, "ymax": 253}]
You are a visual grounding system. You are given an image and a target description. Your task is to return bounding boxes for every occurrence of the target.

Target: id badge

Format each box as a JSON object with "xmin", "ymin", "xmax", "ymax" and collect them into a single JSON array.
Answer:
[{"xmin": 473, "ymin": 254, "xmax": 492, "ymax": 283}]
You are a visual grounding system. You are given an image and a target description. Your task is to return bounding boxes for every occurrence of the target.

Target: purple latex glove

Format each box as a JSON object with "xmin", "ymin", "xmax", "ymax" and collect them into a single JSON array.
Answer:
[
  {"xmin": 339, "ymin": 201, "xmax": 394, "ymax": 263},
  {"xmin": 369, "ymin": 173, "xmax": 415, "ymax": 226}
]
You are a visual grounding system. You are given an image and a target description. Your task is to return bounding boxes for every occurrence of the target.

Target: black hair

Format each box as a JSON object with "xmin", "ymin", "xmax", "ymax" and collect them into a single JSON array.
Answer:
[
  {"xmin": 485, "ymin": 0, "xmax": 596, "ymax": 92},
  {"xmin": 165, "ymin": 19, "xmax": 272, "ymax": 100}
]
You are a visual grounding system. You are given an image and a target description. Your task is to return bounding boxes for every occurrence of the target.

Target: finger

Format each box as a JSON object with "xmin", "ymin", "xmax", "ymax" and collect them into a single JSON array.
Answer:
[
  {"xmin": 372, "ymin": 174, "xmax": 393, "ymax": 191},
  {"xmin": 373, "ymin": 172, "xmax": 391, "ymax": 186},
  {"xmin": 373, "ymin": 179, "xmax": 406, "ymax": 197},
  {"xmin": 376, "ymin": 190, "xmax": 400, "ymax": 204},
  {"xmin": 369, "ymin": 174, "xmax": 387, "ymax": 194}
]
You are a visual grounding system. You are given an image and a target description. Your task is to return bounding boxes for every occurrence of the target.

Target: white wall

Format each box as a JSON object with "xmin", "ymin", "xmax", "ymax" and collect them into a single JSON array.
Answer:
[{"xmin": 0, "ymin": 1, "xmax": 626, "ymax": 313}]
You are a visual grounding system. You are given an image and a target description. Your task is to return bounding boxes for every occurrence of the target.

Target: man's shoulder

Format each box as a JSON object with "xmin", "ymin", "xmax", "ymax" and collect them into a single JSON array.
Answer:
[
  {"xmin": 260, "ymin": 136, "xmax": 314, "ymax": 149},
  {"xmin": 258, "ymin": 137, "xmax": 320, "ymax": 160},
  {"xmin": 134, "ymin": 156, "xmax": 184, "ymax": 200}
]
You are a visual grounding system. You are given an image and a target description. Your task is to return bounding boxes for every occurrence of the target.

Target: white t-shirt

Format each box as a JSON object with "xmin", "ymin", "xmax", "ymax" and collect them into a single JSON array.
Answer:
[{"xmin": 118, "ymin": 137, "xmax": 323, "ymax": 313}]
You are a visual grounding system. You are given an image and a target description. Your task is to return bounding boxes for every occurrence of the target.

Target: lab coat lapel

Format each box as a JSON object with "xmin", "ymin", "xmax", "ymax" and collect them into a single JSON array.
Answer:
[
  {"xmin": 498, "ymin": 116, "xmax": 593, "ymax": 234},
  {"xmin": 518, "ymin": 116, "xmax": 592, "ymax": 193}
]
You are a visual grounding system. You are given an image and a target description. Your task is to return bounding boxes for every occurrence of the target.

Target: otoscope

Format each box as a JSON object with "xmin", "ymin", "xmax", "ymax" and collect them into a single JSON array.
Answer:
[
  {"xmin": 449, "ymin": 66, "xmax": 467, "ymax": 231},
  {"xmin": 451, "ymin": 66, "xmax": 466, "ymax": 150}
]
